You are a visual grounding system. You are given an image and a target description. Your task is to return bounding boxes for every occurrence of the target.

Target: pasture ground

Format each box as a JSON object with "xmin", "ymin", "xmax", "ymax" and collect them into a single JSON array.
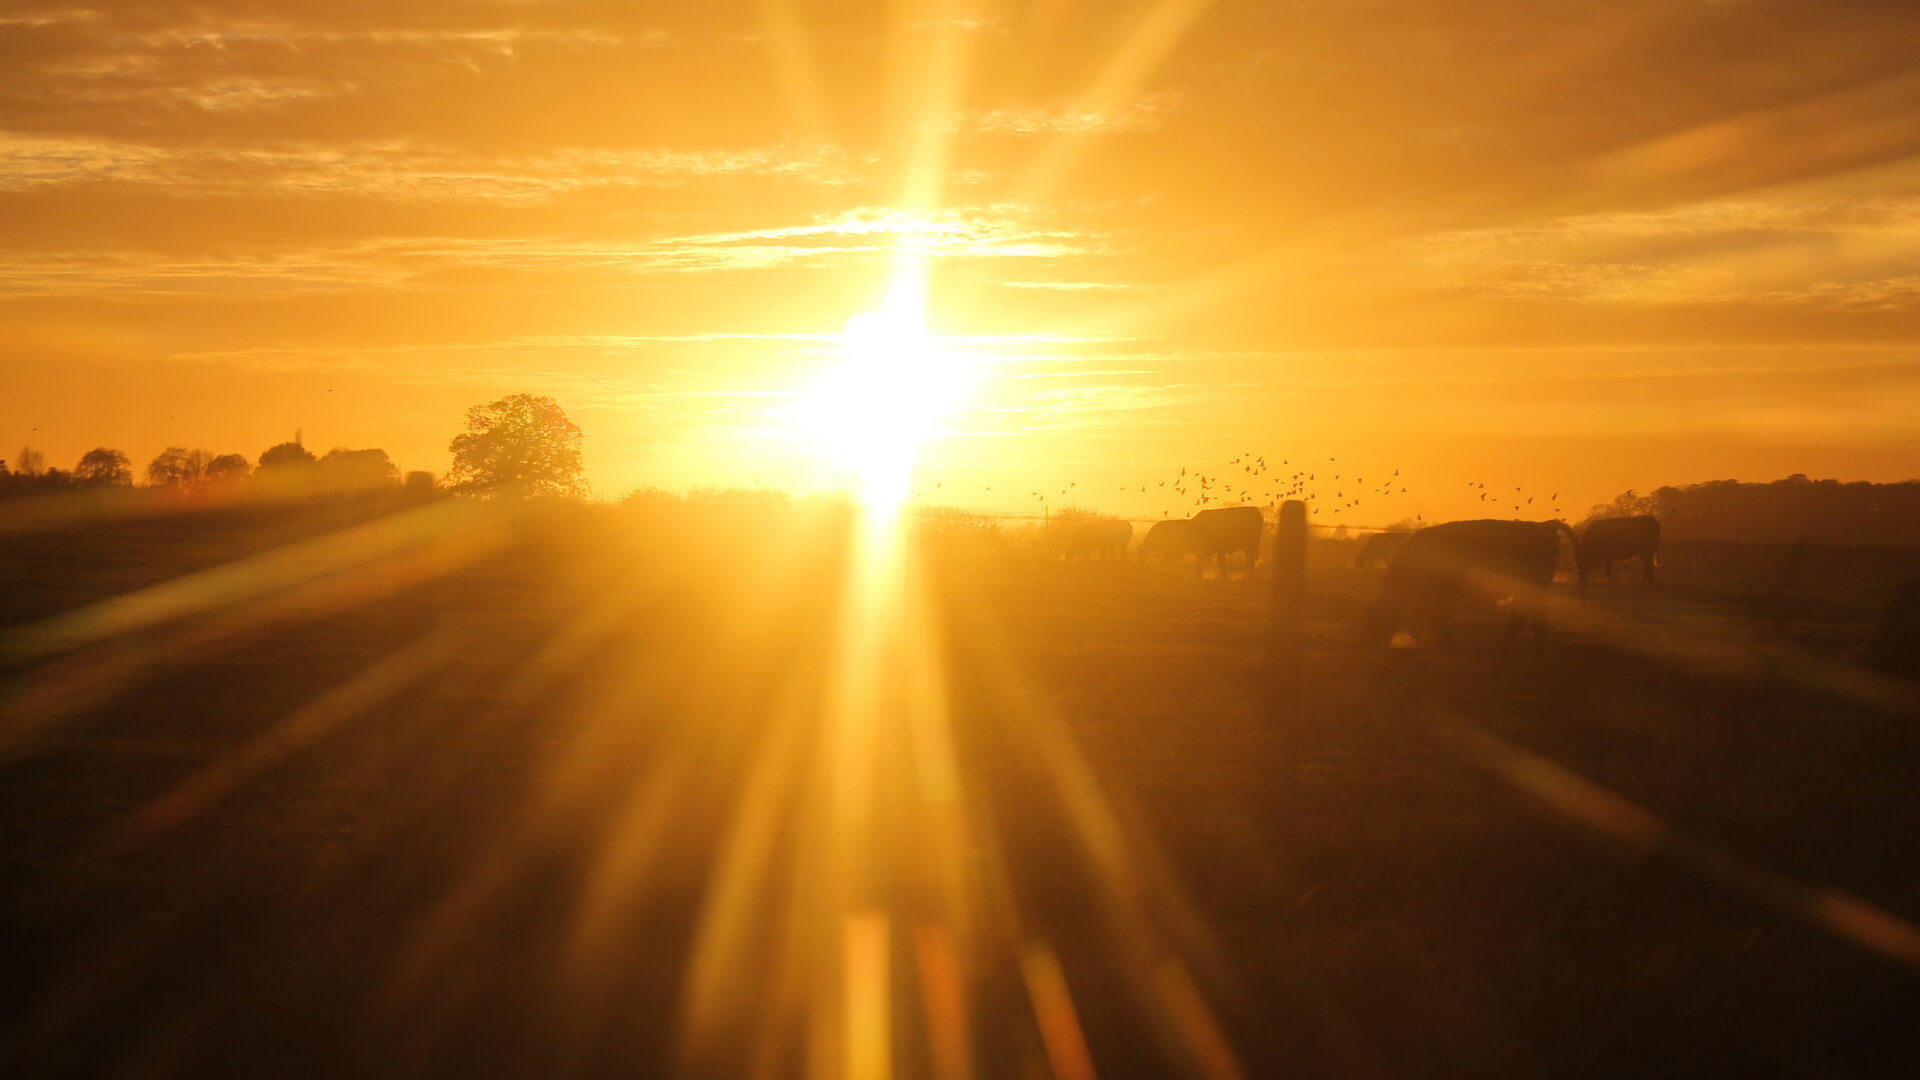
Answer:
[{"xmin": 2, "ymin": 496, "xmax": 1917, "ymax": 1078}]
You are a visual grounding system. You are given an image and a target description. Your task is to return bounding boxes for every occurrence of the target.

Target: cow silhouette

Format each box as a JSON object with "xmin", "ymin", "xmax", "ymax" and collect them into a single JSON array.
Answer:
[
  {"xmin": 1066, "ymin": 518, "xmax": 1133, "ymax": 560},
  {"xmin": 1579, "ymin": 515, "xmax": 1660, "ymax": 589},
  {"xmin": 1137, "ymin": 508, "xmax": 1263, "ymax": 578},
  {"xmin": 1354, "ymin": 530, "xmax": 1411, "ymax": 568},
  {"xmin": 1189, "ymin": 506, "xmax": 1264, "ymax": 579},
  {"xmin": 1139, "ymin": 519, "xmax": 1191, "ymax": 564},
  {"xmin": 1364, "ymin": 519, "xmax": 1578, "ymax": 651}
]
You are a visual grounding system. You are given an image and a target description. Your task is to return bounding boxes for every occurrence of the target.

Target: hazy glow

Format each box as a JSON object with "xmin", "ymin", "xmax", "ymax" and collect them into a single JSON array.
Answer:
[{"xmin": 799, "ymin": 305, "xmax": 977, "ymax": 510}]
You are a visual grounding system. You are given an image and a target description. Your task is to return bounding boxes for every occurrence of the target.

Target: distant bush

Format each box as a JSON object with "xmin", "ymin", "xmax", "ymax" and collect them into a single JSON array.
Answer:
[
  {"xmin": 912, "ymin": 504, "xmax": 1006, "ymax": 560},
  {"xmin": 1034, "ymin": 506, "xmax": 1109, "ymax": 559},
  {"xmin": 316, "ymin": 448, "xmax": 399, "ymax": 493}
]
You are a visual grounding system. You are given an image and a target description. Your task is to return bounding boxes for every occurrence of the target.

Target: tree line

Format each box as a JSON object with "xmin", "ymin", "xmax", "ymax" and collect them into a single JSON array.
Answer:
[
  {"xmin": 1, "ymin": 393, "xmax": 585, "ymax": 501},
  {"xmin": 0, "ymin": 438, "xmax": 412, "ymax": 497},
  {"xmin": 1589, "ymin": 475, "xmax": 1920, "ymax": 548}
]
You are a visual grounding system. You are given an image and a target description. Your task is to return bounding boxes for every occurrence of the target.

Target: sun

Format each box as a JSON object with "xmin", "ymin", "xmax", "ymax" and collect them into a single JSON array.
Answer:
[{"xmin": 798, "ymin": 304, "xmax": 974, "ymax": 509}]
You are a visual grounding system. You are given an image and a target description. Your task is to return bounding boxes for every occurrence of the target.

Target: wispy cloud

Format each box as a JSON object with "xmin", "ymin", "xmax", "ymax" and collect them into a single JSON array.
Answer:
[
  {"xmin": 0, "ymin": 134, "xmax": 863, "ymax": 199},
  {"xmin": 999, "ymin": 279, "xmax": 1138, "ymax": 291},
  {"xmin": 0, "ymin": 205, "xmax": 1106, "ymax": 296},
  {"xmin": 967, "ymin": 93, "xmax": 1180, "ymax": 136}
]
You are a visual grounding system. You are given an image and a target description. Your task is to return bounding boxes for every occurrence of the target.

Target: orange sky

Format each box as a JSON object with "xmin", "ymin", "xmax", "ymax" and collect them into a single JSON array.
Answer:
[{"xmin": 4, "ymin": 1, "xmax": 1920, "ymax": 523}]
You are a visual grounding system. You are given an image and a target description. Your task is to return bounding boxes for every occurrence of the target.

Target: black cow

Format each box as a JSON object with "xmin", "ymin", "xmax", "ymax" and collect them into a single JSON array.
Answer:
[
  {"xmin": 1138, "ymin": 508, "xmax": 1264, "ymax": 578},
  {"xmin": 1364, "ymin": 519, "xmax": 1578, "ymax": 651},
  {"xmin": 1186, "ymin": 506, "xmax": 1264, "ymax": 579},
  {"xmin": 1066, "ymin": 518, "xmax": 1133, "ymax": 560},
  {"xmin": 1578, "ymin": 515, "xmax": 1660, "ymax": 590},
  {"xmin": 1139, "ymin": 519, "xmax": 1190, "ymax": 564}
]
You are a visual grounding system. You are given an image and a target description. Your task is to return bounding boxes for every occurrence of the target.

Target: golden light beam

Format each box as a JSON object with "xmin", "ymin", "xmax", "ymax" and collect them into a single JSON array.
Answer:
[
  {"xmin": 1019, "ymin": 940, "xmax": 1098, "ymax": 1080},
  {"xmin": 756, "ymin": 0, "xmax": 832, "ymax": 142},
  {"xmin": 0, "ymin": 504, "xmax": 511, "ymax": 763},
  {"xmin": 1435, "ymin": 708, "xmax": 1920, "ymax": 971},
  {"xmin": 0, "ymin": 498, "xmax": 497, "ymax": 667},
  {"xmin": 1017, "ymin": 0, "xmax": 1218, "ymax": 201},
  {"xmin": 379, "ymin": 616, "xmax": 684, "ymax": 1020},
  {"xmin": 890, "ymin": 0, "xmax": 980, "ymax": 215},
  {"xmin": 108, "ymin": 627, "xmax": 460, "ymax": 848}
]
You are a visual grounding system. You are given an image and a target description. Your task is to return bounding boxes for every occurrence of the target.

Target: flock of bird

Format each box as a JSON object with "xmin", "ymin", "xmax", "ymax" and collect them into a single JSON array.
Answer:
[{"xmin": 913, "ymin": 452, "xmax": 1567, "ymax": 526}]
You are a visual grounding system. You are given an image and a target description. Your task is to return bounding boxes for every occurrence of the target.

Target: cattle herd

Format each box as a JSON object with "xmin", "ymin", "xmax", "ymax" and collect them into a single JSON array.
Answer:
[
  {"xmin": 1076, "ymin": 508, "xmax": 1920, "ymax": 673},
  {"xmin": 1068, "ymin": 510, "xmax": 1671, "ymax": 651}
]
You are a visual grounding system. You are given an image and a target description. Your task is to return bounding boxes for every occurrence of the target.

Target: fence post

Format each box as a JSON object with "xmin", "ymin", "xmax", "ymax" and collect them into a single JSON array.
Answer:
[{"xmin": 1268, "ymin": 500, "xmax": 1308, "ymax": 705}]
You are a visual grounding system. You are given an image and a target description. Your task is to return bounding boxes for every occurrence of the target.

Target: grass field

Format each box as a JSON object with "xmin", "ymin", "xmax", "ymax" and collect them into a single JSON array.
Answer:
[{"xmin": 2, "ymin": 495, "xmax": 1917, "ymax": 1078}]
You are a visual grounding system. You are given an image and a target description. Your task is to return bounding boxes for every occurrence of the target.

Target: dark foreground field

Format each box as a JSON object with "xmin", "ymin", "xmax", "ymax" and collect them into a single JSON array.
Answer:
[{"xmin": 2, "ymin": 495, "xmax": 1918, "ymax": 1078}]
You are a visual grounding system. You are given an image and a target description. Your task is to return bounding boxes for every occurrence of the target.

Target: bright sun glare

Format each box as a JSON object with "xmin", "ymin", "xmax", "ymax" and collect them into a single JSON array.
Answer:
[{"xmin": 800, "ymin": 304, "xmax": 975, "ymax": 509}]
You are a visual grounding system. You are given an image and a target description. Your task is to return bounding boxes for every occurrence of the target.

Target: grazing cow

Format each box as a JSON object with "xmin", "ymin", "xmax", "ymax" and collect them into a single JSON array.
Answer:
[
  {"xmin": 1139, "ymin": 519, "xmax": 1191, "ymax": 564},
  {"xmin": 1186, "ymin": 506, "xmax": 1264, "ymax": 579},
  {"xmin": 1354, "ymin": 530, "xmax": 1411, "ymax": 568},
  {"xmin": 1578, "ymin": 515, "xmax": 1660, "ymax": 589},
  {"xmin": 1066, "ymin": 518, "xmax": 1133, "ymax": 560},
  {"xmin": 1364, "ymin": 519, "xmax": 1578, "ymax": 651}
]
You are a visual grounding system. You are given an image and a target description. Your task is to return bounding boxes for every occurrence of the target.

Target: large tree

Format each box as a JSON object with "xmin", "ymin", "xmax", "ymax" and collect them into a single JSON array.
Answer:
[
  {"xmin": 258, "ymin": 440, "xmax": 317, "ymax": 470},
  {"xmin": 447, "ymin": 394, "xmax": 585, "ymax": 498},
  {"xmin": 205, "ymin": 453, "xmax": 252, "ymax": 481},
  {"xmin": 146, "ymin": 447, "xmax": 211, "ymax": 488},
  {"xmin": 74, "ymin": 447, "xmax": 133, "ymax": 486}
]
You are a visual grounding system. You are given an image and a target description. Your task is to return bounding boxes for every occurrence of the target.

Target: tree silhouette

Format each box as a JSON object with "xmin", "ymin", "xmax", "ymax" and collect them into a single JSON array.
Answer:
[
  {"xmin": 447, "ymin": 394, "xmax": 585, "ymax": 498},
  {"xmin": 317, "ymin": 447, "xmax": 398, "ymax": 491},
  {"xmin": 258, "ymin": 440, "xmax": 317, "ymax": 471},
  {"xmin": 146, "ymin": 447, "xmax": 211, "ymax": 488},
  {"xmin": 1587, "ymin": 476, "xmax": 1920, "ymax": 547},
  {"xmin": 15, "ymin": 445, "xmax": 44, "ymax": 477},
  {"xmin": 205, "ymin": 453, "xmax": 251, "ymax": 481},
  {"xmin": 74, "ymin": 447, "xmax": 132, "ymax": 486}
]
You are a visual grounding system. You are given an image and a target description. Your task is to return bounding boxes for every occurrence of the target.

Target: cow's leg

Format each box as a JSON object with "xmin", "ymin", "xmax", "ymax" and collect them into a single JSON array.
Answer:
[
  {"xmin": 1643, "ymin": 550, "xmax": 1656, "ymax": 584},
  {"xmin": 1603, "ymin": 559, "xmax": 1614, "ymax": 584}
]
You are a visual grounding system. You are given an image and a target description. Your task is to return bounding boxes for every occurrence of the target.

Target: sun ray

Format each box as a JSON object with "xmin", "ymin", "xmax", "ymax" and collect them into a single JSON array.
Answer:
[
  {"xmin": 755, "ymin": 0, "xmax": 832, "ymax": 142},
  {"xmin": 1018, "ymin": 0, "xmax": 1219, "ymax": 201}
]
